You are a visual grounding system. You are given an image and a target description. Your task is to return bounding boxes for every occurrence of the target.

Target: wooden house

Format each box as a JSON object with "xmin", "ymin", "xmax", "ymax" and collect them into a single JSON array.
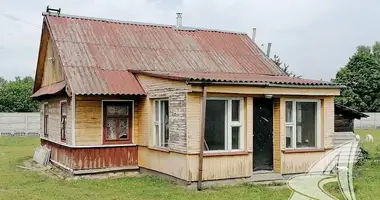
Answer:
[{"xmin": 32, "ymin": 11, "xmax": 342, "ymax": 186}]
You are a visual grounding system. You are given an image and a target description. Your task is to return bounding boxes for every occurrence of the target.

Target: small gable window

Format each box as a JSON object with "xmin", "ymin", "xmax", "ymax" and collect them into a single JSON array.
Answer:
[{"xmin": 103, "ymin": 101, "xmax": 133, "ymax": 144}]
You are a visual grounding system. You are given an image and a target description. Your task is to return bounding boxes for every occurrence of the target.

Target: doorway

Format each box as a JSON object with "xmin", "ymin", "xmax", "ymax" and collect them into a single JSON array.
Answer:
[{"xmin": 253, "ymin": 98, "xmax": 274, "ymax": 171}]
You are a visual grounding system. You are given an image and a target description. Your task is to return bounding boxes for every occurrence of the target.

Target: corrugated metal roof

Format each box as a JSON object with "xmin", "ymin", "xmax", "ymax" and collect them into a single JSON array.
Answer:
[
  {"xmin": 45, "ymin": 13, "xmax": 285, "ymax": 77},
  {"xmin": 31, "ymin": 81, "xmax": 66, "ymax": 97},
  {"xmin": 133, "ymin": 71, "xmax": 339, "ymax": 86},
  {"xmin": 63, "ymin": 67, "xmax": 145, "ymax": 95}
]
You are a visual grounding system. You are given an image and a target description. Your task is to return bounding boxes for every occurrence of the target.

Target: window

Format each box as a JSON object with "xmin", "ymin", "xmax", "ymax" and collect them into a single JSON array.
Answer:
[
  {"xmin": 153, "ymin": 99, "xmax": 169, "ymax": 147},
  {"xmin": 103, "ymin": 101, "xmax": 133, "ymax": 144},
  {"xmin": 285, "ymin": 100, "xmax": 320, "ymax": 149},
  {"xmin": 204, "ymin": 99, "xmax": 244, "ymax": 151},
  {"xmin": 43, "ymin": 103, "xmax": 48, "ymax": 137},
  {"xmin": 60, "ymin": 101, "xmax": 68, "ymax": 141}
]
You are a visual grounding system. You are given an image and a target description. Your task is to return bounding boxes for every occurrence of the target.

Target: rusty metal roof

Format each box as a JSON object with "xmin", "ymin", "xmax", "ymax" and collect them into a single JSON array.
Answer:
[
  {"xmin": 44, "ymin": 12, "xmax": 285, "ymax": 76},
  {"xmin": 133, "ymin": 71, "xmax": 339, "ymax": 87},
  {"xmin": 31, "ymin": 81, "xmax": 66, "ymax": 97},
  {"xmin": 63, "ymin": 67, "xmax": 145, "ymax": 95}
]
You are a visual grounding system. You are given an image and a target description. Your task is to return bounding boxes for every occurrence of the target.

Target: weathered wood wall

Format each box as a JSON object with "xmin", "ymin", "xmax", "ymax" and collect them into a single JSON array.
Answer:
[
  {"xmin": 41, "ymin": 39, "xmax": 64, "ymax": 87},
  {"xmin": 41, "ymin": 139, "xmax": 138, "ymax": 170},
  {"xmin": 281, "ymin": 151, "xmax": 326, "ymax": 174},
  {"xmin": 41, "ymin": 97, "xmax": 72, "ymax": 145}
]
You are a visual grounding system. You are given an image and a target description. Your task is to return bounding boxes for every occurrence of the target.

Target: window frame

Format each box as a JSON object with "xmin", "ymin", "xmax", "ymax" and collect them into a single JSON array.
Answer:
[
  {"xmin": 102, "ymin": 100, "xmax": 134, "ymax": 145},
  {"xmin": 152, "ymin": 99, "xmax": 170, "ymax": 148},
  {"xmin": 60, "ymin": 100, "xmax": 68, "ymax": 142},
  {"xmin": 284, "ymin": 99, "xmax": 321, "ymax": 150},
  {"xmin": 204, "ymin": 97, "xmax": 245, "ymax": 153},
  {"xmin": 43, "ymin": 103, "xmax": 49, "ymax": 138}
]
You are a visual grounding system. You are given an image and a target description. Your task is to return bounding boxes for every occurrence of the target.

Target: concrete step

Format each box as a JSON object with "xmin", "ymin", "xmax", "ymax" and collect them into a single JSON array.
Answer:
[{"xmin": 248, "ymin": 172, "xmax": 284, "ymax": 182}]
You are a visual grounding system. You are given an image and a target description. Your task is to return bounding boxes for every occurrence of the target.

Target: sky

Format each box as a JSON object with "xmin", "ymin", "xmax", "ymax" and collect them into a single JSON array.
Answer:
[{"xmin": 0, "ymin": 0, "xmax": 379, "ymax": 81}]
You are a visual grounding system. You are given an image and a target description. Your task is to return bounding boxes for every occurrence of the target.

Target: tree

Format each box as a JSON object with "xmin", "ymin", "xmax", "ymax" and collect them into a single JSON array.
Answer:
[
  {"xmin": 335, "ymin": 42, "xmax": 380, "ymax": 112},
  {"xmin": 272, "ymin": 54, "xmax": 301, "ymax": 78},
  {"xmin": 0, "ymin": 76, "xmax": 39, "ymax": 112}
]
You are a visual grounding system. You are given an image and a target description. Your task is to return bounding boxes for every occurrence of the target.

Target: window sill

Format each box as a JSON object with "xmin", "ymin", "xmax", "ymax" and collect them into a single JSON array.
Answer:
[
  {"xmin": 203, "ymin": 151, "xmax": 248, "ymax": 157},
  {"xmin": 148, "ymin": 146, "xmax": 170, "ymax": 153},
  {"xmin": 282, "ymin": 148, "xmax": 325, "ymax": 154},
  {"xmin": 103, "ymin": 140, "xmax": 132, "ymax": 145}
]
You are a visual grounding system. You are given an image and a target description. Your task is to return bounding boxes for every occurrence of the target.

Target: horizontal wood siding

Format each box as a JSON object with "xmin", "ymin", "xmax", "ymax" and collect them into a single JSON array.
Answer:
[
  {"xmin": 188, "ymin": 154, "xmax": 252, "ymax": 181},
  {"xmin": 75, "ymin": 96, "xmax": 139, "ymax": 146},
  {"xmin": 273, "ymin": 98, "xmax": 281, "ymax": 173},
  {"xmin": 138, "ymin": 146, "xmax": 188, "ymax": 180},
  {"xmin": 41, "ymin": 139, "xmax": 138, "ymax": 170}
]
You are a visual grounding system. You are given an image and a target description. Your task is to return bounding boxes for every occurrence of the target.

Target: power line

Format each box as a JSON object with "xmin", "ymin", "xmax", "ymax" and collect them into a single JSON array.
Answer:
[{"xmin": 0, "ymin": 12, "xmax": 40, "ymax": 28}]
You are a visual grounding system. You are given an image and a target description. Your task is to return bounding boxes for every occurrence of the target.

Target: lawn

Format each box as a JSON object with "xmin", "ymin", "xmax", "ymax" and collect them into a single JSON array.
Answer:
[
  {"xmin": 1, "ymin": 131, "xmax": 380, "ymax": 200},
  {"xmin": 0, "ymin": 137, "xmax": 290, "ymax": 200}
]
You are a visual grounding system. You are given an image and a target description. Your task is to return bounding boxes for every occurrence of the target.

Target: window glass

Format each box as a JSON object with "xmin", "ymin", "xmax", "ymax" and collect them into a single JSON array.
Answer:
[
  {"xmin": 232, "ymin": 127, "xmax": 240, "ymax": 150},
  {"xmin": 232, "ymin": 100, "xmax": 240, "ymax": 121},
  {"xmin": 285, "ymin": 101, "xmax": 292, "ymax": 123},
  {"xmin": 119, "ymin": 118, "xmax": 129, "ymax": 139},
  {"xmin": 103, "ymin": 101, "xmax": 133, "ymax": 143},
  {"xmin": 154, "ymin": 100, "xmax": 169, "ymax": 147},
  {"xmin": 106, "ymin": 118, "xmax": 117, "ymax": 140},
  {"xmin": 205, "ymin": 100, "xmax": 226, "ymax": 150},
  {"xmin": 286, "ymin": 126, "xmax": 293, "ymax": 148},
  {"xmin": 296, "ymin": 102, "xmax": 317, "ymax": 148}
]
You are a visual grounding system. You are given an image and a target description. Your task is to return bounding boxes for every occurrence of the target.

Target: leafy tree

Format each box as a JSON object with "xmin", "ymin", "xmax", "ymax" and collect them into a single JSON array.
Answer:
[
  {"xmin": 335, "ymin": 42, "xmax": 380, "ymax": 112},
  {"xmin": 272, "ymin": 54, "xmax": 301, "ymax": 78},
  {"xmin": 0, "ymin": 76, "xmax": 39, "ymax": 112}
]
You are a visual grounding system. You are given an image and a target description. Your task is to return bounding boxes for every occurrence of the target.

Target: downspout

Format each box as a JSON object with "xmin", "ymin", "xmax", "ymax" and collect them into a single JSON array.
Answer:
[{"xmin": 197, "ymin": 84, "xmax": 207, "ymax": 191}]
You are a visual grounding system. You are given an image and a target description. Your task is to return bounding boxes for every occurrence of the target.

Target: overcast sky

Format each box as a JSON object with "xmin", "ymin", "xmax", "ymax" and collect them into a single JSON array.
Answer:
[{"xmin": 0, "ymin": 0, "xmax": 378, "ymax": 81}]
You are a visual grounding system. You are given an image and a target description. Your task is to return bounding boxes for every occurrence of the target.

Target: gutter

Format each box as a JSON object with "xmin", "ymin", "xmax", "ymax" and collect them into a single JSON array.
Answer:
[{"xmin": 186, "ymin": 81, "xmax": 344, "ymax": 89}]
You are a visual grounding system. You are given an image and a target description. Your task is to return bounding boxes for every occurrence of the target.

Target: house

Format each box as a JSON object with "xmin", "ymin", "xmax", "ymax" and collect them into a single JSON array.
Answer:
[
  {"xmin": 334, "ymin": 104, "xmax": 368, "ymax": 146},
  {"xmin": 32, "ymin": 10, "xmax": 342, "ymax": 187}
]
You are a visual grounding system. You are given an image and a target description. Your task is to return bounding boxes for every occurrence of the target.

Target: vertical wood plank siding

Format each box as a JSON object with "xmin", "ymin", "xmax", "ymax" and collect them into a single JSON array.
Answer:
[
  {"xmin": 41, "ymin": 139, "xmax": 138, "ymax": 170},
  {"xmin": 41, "ymin": 39, "xmax": 64, "ymax": 87},
  {"xmin": 273, "ymin": 98, "xmax": 281, "ymax": 173},
  {"xmin": 41, "ymin": 97, "xmax": 72, "ymax": 145}
]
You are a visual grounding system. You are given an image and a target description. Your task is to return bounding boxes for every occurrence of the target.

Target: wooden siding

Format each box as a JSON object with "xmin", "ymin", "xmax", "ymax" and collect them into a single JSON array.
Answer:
[
  {"xmin": 281, "ymin": 151, "xmax": 326, "ymax": 174},
  {"xmin": 273, "ymin": 98, "xmax": 281, "ymax": 173},
  {"xmin": 191, "ymin": 85, "xmax": 340, "ymax": 96},
  {"xmin": 136, "ymin": 74, "xmax": 191, "ymax": 98},
  {"xmin": 138, "ymin": 146, "xmax": 188, "ymax": 180},
  {"xmin": 41, "ymin": 39, "xmax": 64, "ymax": 87},
  {"xmin": 41, "ymin": 139, "xmax": 138, "ymax": 170},
  {"xmin": 188, "ymin": 154, "xmax": 252, "ymax": 181},
  {"xmin": 279, "ymin": 96, "xmax": 335, "ymax": 174},
  {"xmin": 41, "ymin": 97, "xmax": 72, "ymax": 145},
  {"xmin": 74, "ymin": 96, "xmax": 139, "ymax": 146}
]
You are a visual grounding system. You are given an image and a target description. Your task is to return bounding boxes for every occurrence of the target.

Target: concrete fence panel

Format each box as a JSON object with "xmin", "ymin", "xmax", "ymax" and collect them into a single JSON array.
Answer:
[{"xmin": 0, "ymin": 112, "xmax": 40, "ymax": 136}]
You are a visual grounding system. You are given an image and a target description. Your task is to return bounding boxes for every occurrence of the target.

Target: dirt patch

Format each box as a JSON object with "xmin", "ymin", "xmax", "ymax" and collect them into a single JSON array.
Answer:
[{"xmin": 19, "ymin": 159, "xmax": 141, "ymax": 180}]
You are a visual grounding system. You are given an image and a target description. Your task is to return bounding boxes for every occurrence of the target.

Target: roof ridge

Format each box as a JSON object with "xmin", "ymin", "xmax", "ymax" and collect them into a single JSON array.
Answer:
[{"xmin": 42, "ymin": 12, "xmax": 247, "ymax": 35}]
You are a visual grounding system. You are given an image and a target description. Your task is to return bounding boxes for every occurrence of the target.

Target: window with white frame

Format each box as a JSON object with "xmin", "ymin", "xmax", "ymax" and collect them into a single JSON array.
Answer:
[
  {"xmin": 153, "ymin": 99, "xmax": 169, "ymax": 147},
  {"xmin": 204, "ymin": 98, "xmax": 244, "ymax": 151},
  {"xmin": 285, "ymin": 100, "xmax": 320, "ymax": 149}
]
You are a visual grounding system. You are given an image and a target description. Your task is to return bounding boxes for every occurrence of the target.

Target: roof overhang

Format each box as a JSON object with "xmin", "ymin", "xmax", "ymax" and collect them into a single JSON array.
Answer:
[{"xmin": 31, "ymin": 81, "xmax": 66, "ymax": 98}]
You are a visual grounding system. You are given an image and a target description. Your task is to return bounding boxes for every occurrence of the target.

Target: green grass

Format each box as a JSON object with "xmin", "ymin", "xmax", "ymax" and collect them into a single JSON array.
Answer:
[
  {"xmin": 2, "ymin": 132, "xmax": 380, "ymax": 200},
  {"xmin": 0, "ymin": 137, "xmax": 290, "ymax": 200},
  {"xmin": 323, "ymin": 129, "xmax": 380, "ymax": 199}
]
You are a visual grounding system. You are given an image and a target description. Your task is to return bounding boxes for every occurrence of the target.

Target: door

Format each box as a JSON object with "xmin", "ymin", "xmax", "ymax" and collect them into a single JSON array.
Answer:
[{"xmin": 253, "ymin": 98, "xmax": 274, "ymax": 171}]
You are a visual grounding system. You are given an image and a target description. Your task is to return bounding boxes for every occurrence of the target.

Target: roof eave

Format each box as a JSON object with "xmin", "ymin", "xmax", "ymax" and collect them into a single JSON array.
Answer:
[{"xmin": 186, "ymin": 80, "xmax": 344, "ymax": 89}]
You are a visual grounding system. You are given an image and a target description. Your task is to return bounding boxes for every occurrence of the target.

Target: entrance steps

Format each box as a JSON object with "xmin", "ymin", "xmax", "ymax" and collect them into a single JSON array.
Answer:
[{"xmin": 248, "ymin": 171, "xmax": 285, "ymax": 183}]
